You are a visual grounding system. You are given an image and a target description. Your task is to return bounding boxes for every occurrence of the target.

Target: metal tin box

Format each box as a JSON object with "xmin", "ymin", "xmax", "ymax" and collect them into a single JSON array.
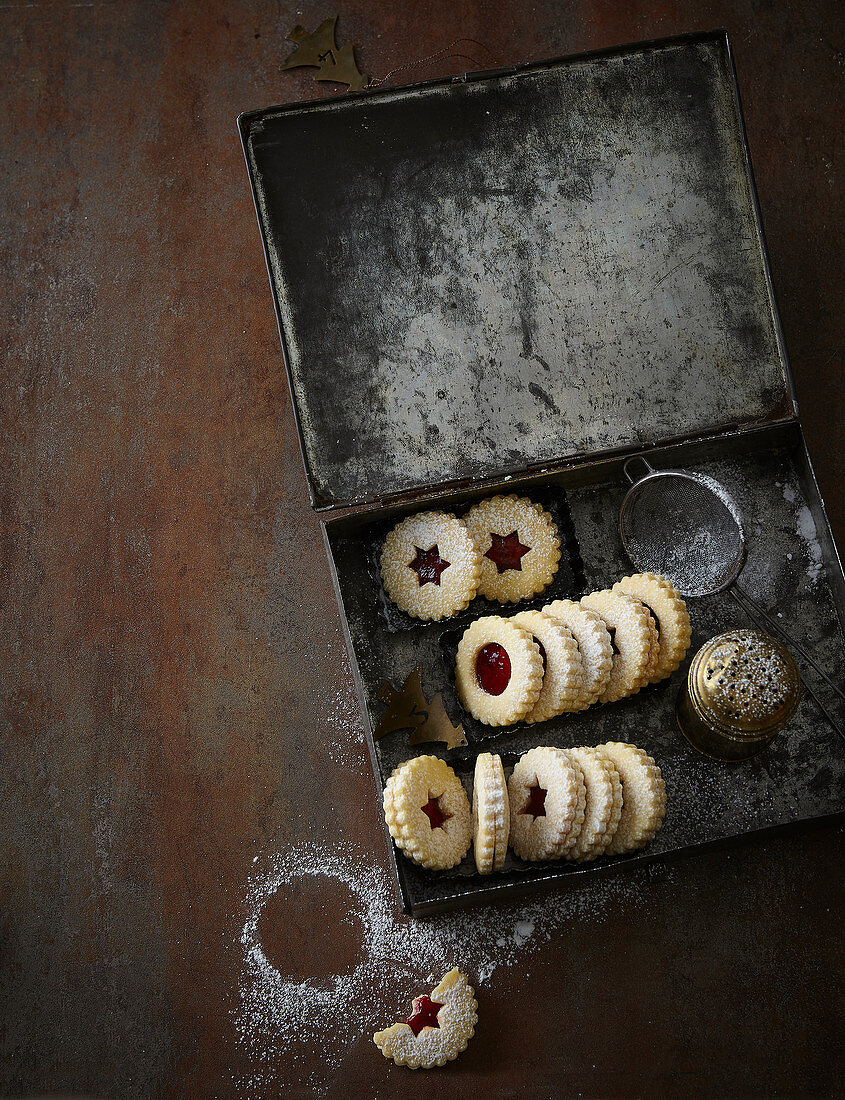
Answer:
[{"xmin": 239, "ymin": 31, "xmax": 845, "ymax": 914}]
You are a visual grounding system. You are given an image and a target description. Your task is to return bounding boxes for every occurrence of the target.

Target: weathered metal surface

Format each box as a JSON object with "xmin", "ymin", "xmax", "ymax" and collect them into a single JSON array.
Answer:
[
  {"xmin": 243, "ymin": 33, "xmax": 793, "ymax": 508},
  {"xmin": 1, "ymin": 0, "xmax": 843, "ymax": 1097}
]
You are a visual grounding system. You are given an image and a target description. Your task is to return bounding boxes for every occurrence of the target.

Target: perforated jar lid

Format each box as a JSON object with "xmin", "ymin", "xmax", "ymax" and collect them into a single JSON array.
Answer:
[{"xmin": 688, "ymin": 629, "xmax": 801, "ymax": 740}]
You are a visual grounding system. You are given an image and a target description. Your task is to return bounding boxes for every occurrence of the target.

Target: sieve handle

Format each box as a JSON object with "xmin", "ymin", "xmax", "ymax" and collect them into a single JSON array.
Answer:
[
  {"xmin": 622, "ymin": 455, "xmax": 657, "ymax": 484},
  {"xmin": 732, "ymin": 584, "xmax": 845, "ymax": 705},
  {"xmin": 730, "ymin": 585, "xmax": 845, "ymax": 742}
]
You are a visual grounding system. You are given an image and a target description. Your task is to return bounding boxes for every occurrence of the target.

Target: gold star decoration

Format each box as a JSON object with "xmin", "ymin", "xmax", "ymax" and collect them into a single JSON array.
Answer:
[
  {"xmin": 373, "ymin": 667, "xmax": 467, "ymax": 749},
  {"xmin": 281, "ymin": 15, "xmax": 367, "ymax": 92}
]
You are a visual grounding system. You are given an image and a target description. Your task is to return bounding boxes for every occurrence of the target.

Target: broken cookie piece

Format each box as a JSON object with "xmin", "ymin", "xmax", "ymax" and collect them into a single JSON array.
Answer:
[{"xmin": 373, "ymin": 968, "xmax": 478, "ymax": 1069}]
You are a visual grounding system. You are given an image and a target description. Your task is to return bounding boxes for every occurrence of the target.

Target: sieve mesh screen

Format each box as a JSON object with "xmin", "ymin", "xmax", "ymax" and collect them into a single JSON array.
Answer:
[{"xmin": 619, "ymin": 473, "xmax": 745, "ymax": 597}]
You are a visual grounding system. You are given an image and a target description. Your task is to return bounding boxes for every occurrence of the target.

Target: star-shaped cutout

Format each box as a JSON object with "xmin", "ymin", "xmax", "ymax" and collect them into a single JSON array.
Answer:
[
  {"xmin": 520, "ymin": 781, "xmax": 547, "ymax": 819},
  {"xmin": 485, "ymin": 530, "xmax": 530, "ymax": 574},
  {"xmin": 406, "ymin": 995, "xmax": 443, "ymax": 1036},
  {"xmin": 409, "ymin": 544, "xmax": 450, "ymax": 586},
  {"xmin": 421, "ymin": 794, "xmax": 452, "ymax": 830}
]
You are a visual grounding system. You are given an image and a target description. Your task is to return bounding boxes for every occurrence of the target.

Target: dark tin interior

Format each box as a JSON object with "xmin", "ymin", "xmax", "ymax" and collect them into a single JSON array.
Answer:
[
  {"xmin": 240, "ymin": 31, "xmax": 794, "ymax": 511},
  {"xmin": 240, "ymin": 32, "xmax": 845, "ymax": 915},
  {"xmin": 325, "ymin": 424, "xmax": 845, "ymax": 915}
]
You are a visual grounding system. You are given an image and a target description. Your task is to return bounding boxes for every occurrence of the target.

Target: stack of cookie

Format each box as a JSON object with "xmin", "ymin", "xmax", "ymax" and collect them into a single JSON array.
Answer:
[
  {"xmin": 382, "ymin": 745, "xmax": 666, "ymax": 874},
  {"xmin": 380, "ymin": 494, "xmax": 561, "ymax": 621},
  {"xmin": 454, "ymin": 574, "xmax": 692, "ymax": 726}
]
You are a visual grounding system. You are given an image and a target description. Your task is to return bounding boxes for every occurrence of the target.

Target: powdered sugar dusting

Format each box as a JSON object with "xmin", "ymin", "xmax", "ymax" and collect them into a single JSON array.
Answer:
[
  {"xmin": 795, "ymin": 504, "xmax": 824, "ymax": 584},
  {"xmin": 234, "ymin": 840, "xmax": 649, "ymax": 1093}
]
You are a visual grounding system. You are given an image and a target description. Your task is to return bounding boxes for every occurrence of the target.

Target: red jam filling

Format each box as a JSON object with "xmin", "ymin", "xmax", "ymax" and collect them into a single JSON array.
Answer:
[
  {"xmin": 533, "ymin": 636, "xmax": 548, "ymax": 676},
  {"xmin": 421, "ymin": 795, "xmax": 452, "ymax": 829},
  {"xmin": 475, "ymin": 642, "xmax": 511, "ymax": 696},
  {"xmin": 406, "ymin": 995, "xmax": 443, "ymax": 1036},
  {"xmin": 642, "ymin": 601, "xmax": 661, "ymax": 639},
  {"xmin": 485, "ymin": 530, "xmax": 530, "ymax": 573},
  {"xmin": 409, "ymin": 544, "xmax": 450, "ymax": 586},
  {"xmin": 521, "ymin": 781, "xmax": 547, "ymax": 819}
]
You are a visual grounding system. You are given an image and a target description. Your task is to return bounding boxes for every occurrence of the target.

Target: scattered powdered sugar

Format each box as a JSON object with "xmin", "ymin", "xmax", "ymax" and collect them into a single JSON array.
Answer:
[
  {"xmin": 795, "ymin": 504, "xmax": 824, "ymax": 584},
  {"xmin": 512, "ymin": 920, "xmax": 535, "ymax": 946},
  {"xmin": 234, "ymin": 839, "xmax": 649, "ymax": 1093},
  {"xmin": 323, "ymin": 684, "xmax": 367, "ymax": 768}
]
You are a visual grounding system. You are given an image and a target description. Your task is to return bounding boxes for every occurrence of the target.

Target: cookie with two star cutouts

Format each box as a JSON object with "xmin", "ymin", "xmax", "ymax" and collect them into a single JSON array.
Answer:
[
  {"xmin": 380, "ymin": 511, "xmax": 482, "ymax": 621},
  {"xmin": 463, "ymin": 495, "xmax": 561, "ymax": 603},
  {"xmin": 507, "ymin": 746, "xmax": 586, "ymax": 861},
  {"xmin": 373, "ymin": 968, "xmax": 478, "ymax": 1069},
  {"xmin": 383, "ymin": 755, "xmax": 472, "ymax": 871}
]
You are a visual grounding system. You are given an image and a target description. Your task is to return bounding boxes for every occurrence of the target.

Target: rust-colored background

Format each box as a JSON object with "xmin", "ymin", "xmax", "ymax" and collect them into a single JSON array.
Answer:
[{"xmin": 1, "ymin": 2, "xmax": 843, "ymax": 1097}]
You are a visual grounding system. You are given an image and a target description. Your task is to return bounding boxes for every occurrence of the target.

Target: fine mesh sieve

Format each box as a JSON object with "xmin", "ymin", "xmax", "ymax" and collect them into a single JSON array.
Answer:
[
  {"xmin": 618, "ymin": 461, "xmax": 746, "ymax": 597},
  {"xmin": 618, "ymin": 455, "xmax": 844, "ymax": 738}
]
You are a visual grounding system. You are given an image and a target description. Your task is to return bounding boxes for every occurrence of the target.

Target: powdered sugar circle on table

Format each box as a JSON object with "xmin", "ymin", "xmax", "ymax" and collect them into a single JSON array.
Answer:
[{"xmin": 234, "ymin": 839, "xmax": 650, "ymax": 1093}]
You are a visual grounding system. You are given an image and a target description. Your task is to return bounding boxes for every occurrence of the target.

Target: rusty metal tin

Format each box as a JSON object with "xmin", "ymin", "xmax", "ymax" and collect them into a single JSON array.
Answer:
[{"xmin": 677, "ymin": 629, "xmax": 801, "ymax": 761}]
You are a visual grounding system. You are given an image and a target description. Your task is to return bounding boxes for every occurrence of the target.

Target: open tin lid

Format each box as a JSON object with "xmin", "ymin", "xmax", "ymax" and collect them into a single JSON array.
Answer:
[{"xmin": 240, "ymin": 30, "xmax": 794, "ymax": 510}]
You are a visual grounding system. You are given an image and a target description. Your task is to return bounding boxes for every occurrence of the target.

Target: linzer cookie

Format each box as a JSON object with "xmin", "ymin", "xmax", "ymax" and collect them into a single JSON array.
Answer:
[
  {"xmin": 508, "ymin": 746, "xmax": 586, "ymax": 861},
  {"xmin": 561, "ymin": 746, "xmax": 623, "ymax": 862},
  {"xmin": 472, "ymin": 752, "xmax": 509, "ymax": 874},
  {"xmin": 463, "ymin": 494, "xmax": 561, "ymax": 603},
  {"xmin": 542, "ymin": 599, "xmax": 613, "ymax": 709},
  {"xmin": 373, "ymin": 968, "xmax": 478, "ymax": 1069},
  {"xmin": 580, "ymin": 590, "xmax": 657, "ymax": 703},
  {"xmin": 596, "ymin": 742, "xmax": 666, "ymax": 855},
  {"xmin": 510, "ymin": 610, "xmax": 584, "ymax": 722},
  {"xmin": 455, "ymin": 616, "xmax": 544, "ymax": 726},
  {"xmin": 383, "ymin": 756, "xmax": 472, "ymax": 870},
  {"xmin": 612, "ymin": 573, "xmax": 691, "ymax": 683},
  {"xmin": 380, "ymin": 511, "xmax": 482, "ymax": 621}
]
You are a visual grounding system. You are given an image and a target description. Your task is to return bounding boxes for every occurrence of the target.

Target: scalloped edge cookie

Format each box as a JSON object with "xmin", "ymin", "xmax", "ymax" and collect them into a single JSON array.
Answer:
[
  {"xmin": 580, "ymin": 590, "xmax": 656, "ymax": 703},
  {"xmin": 455, "ymin": 616, "xmax": 544, "ymax": 726},
  {"xmin": 562, "ymin": 746, "xmax": 623, "ymax": 862},
  {"xmin": 383, "ymin": 756, "xmax": 472, "ymax": 870},
  {"xmin": 508, "ymin": 746, "xmax": 586, "ymax": 861},
  {"xmin": 463, "ymin": 495, "xmax": 561, "ymax": 603},
  {"xmin": 373, "ymin": 968, "xmax": 478, "ymax": 1069},
  {"xmin": 613, "ymin": 573, "xmax": 692, "ymax": 683},
  {"xmin": 542, "ymin": 599, "xmax": 613, "ymax": 709},
  {"xmin": 380, "ymin": 510, "xmax": 482, "ymax": 621},
  {"xmin": 472, "ymin": 753, "xmax": 509, "ymax": 874},
  {"xmin": 596, "ymin": 742, "xmax": 666, "ymax": 855},
  {"xmin": 510, "ymin": 610, "xmax": 585, "ymax": 723}
]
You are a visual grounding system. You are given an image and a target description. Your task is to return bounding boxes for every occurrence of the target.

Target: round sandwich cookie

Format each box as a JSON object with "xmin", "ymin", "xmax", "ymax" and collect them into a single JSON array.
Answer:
[
  {"xmin": 455, "ymin": 616, "xmax": 544, "ymax": 726},
  {"xmin": 463, "ymin": 494, "xmax": 561, "ymax": 603},
  {"xmin": 508, "ymin": 746, "xmax": 586, "ymax": 861},
  {"xmin": 472, "ymin": 752, "xmax": 509, "ymax": 874},
  {"xmin": 612, "ymin": 573, "xmax": 691, "ymax": 683},
  {"xmin": 580, "ymin": 590, "xmax": 658, "ymax": 703},
  {"xmin": 542, "ymin": 599, "xmax": 613, "ymax": 709},
  {"xmin": 509, "ymin": 610, "xmax": 585, "ymax": 723},
  {"xmin": 595, "ymin": 742, "xmax": 666, "ymax": 855},
  {"xmin": 380, "ymin": 510, "xmax": 481, "ymax": 621},
  {"xmin": 373, "ymin": 968, "xmax": 478, "ymax": 1069},
  {"xmin": 561, "ymin": 746, "xmax": 623, "ymax": 862},
  {"xmin": 383, "ymin": 755, "xmax": 472, "ymax": 871}
]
